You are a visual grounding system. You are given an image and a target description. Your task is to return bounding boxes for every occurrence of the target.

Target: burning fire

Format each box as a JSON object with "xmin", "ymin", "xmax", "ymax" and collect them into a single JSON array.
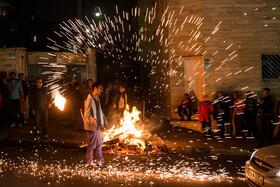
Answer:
[
  {"xmin": 103, "ymin": 106, "xmax": 146, "ymax": 154},
  {"xmin": 53, "ymin": 92, "xmax": 66, "ymax": 111}
]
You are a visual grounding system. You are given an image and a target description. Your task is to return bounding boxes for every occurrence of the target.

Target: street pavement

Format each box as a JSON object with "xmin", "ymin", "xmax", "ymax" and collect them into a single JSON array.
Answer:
[
  {"xmin": 0, "ymin": 143, "xmax": 248, "ymax": 186},
  {"xmin": 0, "ymin": 116, "xmax": 278, "ymax": 186},
  {"xmin": 0, "ymin": 117, "xmax": 265, "ymax": 154}
]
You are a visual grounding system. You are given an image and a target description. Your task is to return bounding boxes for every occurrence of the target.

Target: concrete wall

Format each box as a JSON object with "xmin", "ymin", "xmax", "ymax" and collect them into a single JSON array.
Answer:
[
  {"xmin": 26, "ymin": 52, "xmax": 86, "ymax": 65},
  {"xmin": 26, "ymin": 51, "xmax": 89, "ymax": 83},
  {"xmin": 167, "ymin": 0, "xmax": 203, "ymax": 57},
  {"xmin": 201, "ymin": 0, "xmax": 280, "ymax": 100},
  {"xmin": 0, "ymin": 48, "xmax": 97, "ymax": 83},
  {"xmin": 165, "ymin": 0, "xmax": 280, "ymax": 119},
  {"xmin": 166, "ymin": 0, "xmax": 205, "ymax": 118},
  {"xmin": 0, "ymin": 48, "xmax": 27, "ymax": 75}
]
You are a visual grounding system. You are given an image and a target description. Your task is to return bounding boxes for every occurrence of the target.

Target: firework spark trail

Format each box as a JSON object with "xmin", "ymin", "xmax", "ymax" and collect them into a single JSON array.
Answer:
[
  {"xmin": 50, "ymin": 5, "xmax": 210, "ymax": 66},
  {"xmin": 9, "ymin": 3, "xmax": 277, "ymax": 184},
  {"xmin": 44, "ymin": 2, "xmax": 278, "ymax": 111}
]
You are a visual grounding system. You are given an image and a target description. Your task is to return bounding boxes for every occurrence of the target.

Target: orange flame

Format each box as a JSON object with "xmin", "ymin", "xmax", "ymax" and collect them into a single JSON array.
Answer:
[
  {"xmin": 103, "ymin": 106, "xmax": 145, "ymax": 152},
  {"xmin": 54, "ymin": 92, "xmax": 66, "ymax": 111}
]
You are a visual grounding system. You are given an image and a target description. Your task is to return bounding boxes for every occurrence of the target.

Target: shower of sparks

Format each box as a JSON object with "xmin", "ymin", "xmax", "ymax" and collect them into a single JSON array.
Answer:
[
  {"xmin": 43, "ymin": 2, "xmax": 278, "ymax": 118},
  {"xmin": 45, "ymin": 3, "xmax": 241, "ymax": 112},
  {"xmin": 1, "ymin": 2, "xmax": 278, "ymax": 186},
  {"xmin": 0, "ymin": 152, "xmax": 242, "ymax": 185}
]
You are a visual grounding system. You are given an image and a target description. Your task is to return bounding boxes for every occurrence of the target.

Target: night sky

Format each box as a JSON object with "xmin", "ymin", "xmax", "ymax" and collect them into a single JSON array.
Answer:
[
  {"xmin": 0, "ymin": 0, "xmax": 139, "ymax": 86},
  {"xmin": 0, "ymin": 0, "xmax": 137, "ymax": 50}
]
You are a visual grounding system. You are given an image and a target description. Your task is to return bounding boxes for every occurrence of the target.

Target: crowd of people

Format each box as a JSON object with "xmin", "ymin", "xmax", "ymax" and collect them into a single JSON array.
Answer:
[
  {"xmin": 66, "ymin": 77, "xmax": 142, "ymax": 167},
  {"xmin": 0, "ymin": 71, "xmax": 142, "ymax": 142},
  {"xmin": 0, "ymin": 71, "xmax": 28, "ymax": 128},
  {"xmin": 0, "ymin": 71, "xmax": 52, "ymax": 141},
  {"xmin": 2, "ymin": 69, "xmax": 280, "ymax": 166},
  {"xmin": 67, "ymin": 76, "xmax": 142, "ymax": 132},
  {"xmin": 0, "ymin": 71, "xmax": 142, "ymax": 167},
  {"xmin": 178, "ymin": 89, "xmax": 280, "ymax": 147}
]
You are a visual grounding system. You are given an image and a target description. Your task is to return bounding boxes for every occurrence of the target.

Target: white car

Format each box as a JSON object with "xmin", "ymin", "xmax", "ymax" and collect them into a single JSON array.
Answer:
[{"xmin": 245, "ymin": 144, "xmax": 280, "ymax": 186}]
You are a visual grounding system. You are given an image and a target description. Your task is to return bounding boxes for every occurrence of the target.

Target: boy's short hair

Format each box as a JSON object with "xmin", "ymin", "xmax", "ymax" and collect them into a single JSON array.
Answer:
[
  {"xmin": 36, "ymin": 77, "xmax": 43, "ymax": 81},
  {"xmin": 119, "ymin": 83, "xmax": 126, "ymax": 89},
  {"xmin": 263, "ymin": 88, "xmax": 270, "ymax": 93},
  {"xmin": 92, "ymin": 82, "xmax": 103, "ymax": 90}
]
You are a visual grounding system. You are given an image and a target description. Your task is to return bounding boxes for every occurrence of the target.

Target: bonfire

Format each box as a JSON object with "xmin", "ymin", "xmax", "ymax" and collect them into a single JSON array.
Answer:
[{"xmin": 102, "ymin": 106, "xmax": 168, "ymax": 155}]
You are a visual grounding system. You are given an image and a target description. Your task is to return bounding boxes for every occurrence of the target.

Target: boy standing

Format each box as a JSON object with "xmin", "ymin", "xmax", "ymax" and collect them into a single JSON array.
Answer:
[{"xmin": 84, "ymin": 82, "xmax": 107, "ymax": 167}]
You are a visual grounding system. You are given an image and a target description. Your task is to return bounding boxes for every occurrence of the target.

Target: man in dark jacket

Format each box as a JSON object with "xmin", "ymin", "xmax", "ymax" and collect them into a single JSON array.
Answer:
[
  {"xmin": 30, "ymin": 78, "xmax": 52, "ymax": 141},
  {"xmin": 213, "ymin": 91, "xmax": 226, "ymax": 137},
  {"xmin": 244, "ymin": 91, "xmax": 257, "ymax": 137},
  {"xmin": 258, "ymin": 88, "xmax": 275, "ymax": 147}
]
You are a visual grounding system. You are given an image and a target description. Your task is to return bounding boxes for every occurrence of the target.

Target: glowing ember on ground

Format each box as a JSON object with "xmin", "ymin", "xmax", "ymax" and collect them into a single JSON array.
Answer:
[{"xmin": 53, "ymin": 92, "xmax": 66, "ymax": 111}]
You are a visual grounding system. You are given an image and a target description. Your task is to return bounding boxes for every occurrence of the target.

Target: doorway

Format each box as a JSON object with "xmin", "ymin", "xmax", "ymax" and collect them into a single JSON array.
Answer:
[{"xmin": 184, "ymin": 56, "xmax": 205, "ymax": 110}]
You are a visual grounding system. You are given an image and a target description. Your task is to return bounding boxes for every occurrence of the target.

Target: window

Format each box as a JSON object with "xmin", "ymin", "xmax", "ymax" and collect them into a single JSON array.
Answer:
[{"xmin": 261, "ymin": 54, "xmax": 280, "ymax": 80}]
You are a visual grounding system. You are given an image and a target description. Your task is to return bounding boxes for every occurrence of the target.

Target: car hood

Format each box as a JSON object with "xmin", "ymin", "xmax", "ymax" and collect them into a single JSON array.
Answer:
[{"xmin": 254, "ymin": 144, "xmax": 280, "ymax": 168}]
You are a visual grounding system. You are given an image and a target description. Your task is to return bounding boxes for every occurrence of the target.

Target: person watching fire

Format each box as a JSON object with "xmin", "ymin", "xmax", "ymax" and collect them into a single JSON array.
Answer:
[
  {"xmin": 177, "ymin": 93, "xmax": 193, "ymax": 121},
  {"xmin": 198, "ymin": 95, "xmax": 214, "ymax": 137},
  {"xmin": 84, "ymin": 82, "xmax": 107, "ymax": 168},
  {"xmin": 113, "ymin": 84, "xmax": 127, "ymax": 115},
  {"xmin": 29, "ymin": 78, "xmax": 52, "ymax": 141}
]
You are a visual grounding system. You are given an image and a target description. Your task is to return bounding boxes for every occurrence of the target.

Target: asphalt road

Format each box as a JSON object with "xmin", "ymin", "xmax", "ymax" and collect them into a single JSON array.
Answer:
[{"xmin": 0, "ymin": 142, "xmax": 249, "ymax": 186}]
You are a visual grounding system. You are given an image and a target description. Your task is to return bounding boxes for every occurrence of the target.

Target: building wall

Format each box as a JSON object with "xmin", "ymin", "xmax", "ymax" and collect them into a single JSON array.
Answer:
[
  {"xmin": 0, "ymin": 48, "xmax": 97, "ymax": 83},
  {"xmin": 0, "ymin": 48, "xmax": 27, "ymax": 75},
  {"xmin": 166, "ymin": 0, "xmax": 205, "ymax": 118},
  {"xmin": 26, "ymin": 51, "xmax": 87, "ymax": 84},
  {"xmin": 165, "ymin": 0, "xmax": 280, "ymax": 119},
  {"xmin": 167, "ymin": 0, "xmax": 203, "ymax": 57},
  {"xmin": 201, "ymin": 0, "xmax": 280, "ymax": 100},
  {"xmin": 26, "ymin": 52, "xmax": 87, "ymax": 65}
]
